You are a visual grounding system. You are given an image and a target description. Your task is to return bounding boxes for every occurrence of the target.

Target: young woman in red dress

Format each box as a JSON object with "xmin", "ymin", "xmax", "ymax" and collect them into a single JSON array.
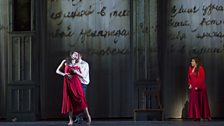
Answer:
[
  {"xmin": 56, "ymin": 51, "xmax": 91, "ymax": 125},
  {"xmin": 188, "ymin": 57, "xmax": 211, "ymax": 121}
]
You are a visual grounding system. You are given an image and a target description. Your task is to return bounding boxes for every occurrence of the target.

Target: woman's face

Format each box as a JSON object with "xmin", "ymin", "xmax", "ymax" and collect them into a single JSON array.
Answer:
[
  {"xmin": 191, "ymin": 59, "xmax": 197, "ymax": 67},
  {"xmin": 71, "ymin": 52, "xmax": 79, "ymax": 60}
]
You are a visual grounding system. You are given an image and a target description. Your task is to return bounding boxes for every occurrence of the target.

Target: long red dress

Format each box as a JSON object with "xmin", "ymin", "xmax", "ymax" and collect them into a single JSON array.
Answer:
[
  {"xmin": 188, "ymin": 65, "xmax": 211, "ymax": 119},
  {"xmin": 61, "ymin": 64, "xmax": 87, "ymax": 115}
]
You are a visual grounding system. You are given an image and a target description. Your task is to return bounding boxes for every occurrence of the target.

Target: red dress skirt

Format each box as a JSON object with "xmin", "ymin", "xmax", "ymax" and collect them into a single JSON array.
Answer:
[{"xmin": 61, "ymin": 65, "xmax": 87, "ymax": 116}]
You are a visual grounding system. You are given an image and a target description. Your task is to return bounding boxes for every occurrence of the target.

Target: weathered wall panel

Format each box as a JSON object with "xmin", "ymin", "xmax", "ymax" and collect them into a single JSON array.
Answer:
[
  {"xmin": 163, "ymin": 0, "xmax": 224, "ymax": 118},
  {"xmin": 0, "ymin": 0, "xmax": 9, "ymax": 119},
  {"xmin": 0, "ymin": 0, "xmax": 223, "ymax": 120},
  {"xmin": 132, "ymin": 0, "xmax": 158, "ymax": 81},
  {"xmin": 45, "ymin": 0, "xmax": 132, "ymax": 118}
]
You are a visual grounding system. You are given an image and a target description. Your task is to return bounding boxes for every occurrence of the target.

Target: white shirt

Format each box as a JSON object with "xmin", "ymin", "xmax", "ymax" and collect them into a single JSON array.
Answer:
[{"xmin": 78, "ymin": 59, "xmax": 90, "ymax": 85}]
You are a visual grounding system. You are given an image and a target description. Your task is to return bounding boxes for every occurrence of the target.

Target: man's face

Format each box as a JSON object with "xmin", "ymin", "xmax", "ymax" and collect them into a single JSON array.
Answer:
[{"xmin": 71, "ymin": 52, "xmax": 79, "ymax": 60}]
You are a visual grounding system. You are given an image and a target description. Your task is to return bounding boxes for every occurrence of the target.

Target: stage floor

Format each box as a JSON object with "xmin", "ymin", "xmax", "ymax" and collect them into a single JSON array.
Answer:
[{"xmin": 0, "ymin": 120, "xmax": 224, "ymax": 126}]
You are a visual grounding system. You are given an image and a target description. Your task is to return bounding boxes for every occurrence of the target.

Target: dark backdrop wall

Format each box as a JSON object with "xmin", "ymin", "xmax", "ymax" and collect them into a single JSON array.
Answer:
[
  {"xmin": 162, "ymin": 0, "xmax": 224, "ymax": 118},
  {"xmin": 0, "ymin": 0, "xmax": 8, "ymax": 119},
  {"xmin": 42, "ymin": 0, "xmax": 159, "ymax": 119},
  {"xmin": 43, "ymin": 0, "xmax": 133, "ymax": 118},
  {"xmin": 1, "ymin": 0, "xmax": 224, "ymax": 120}
]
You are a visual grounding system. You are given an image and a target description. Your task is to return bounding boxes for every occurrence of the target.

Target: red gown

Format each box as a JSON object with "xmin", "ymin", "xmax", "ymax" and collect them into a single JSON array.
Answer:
[
  {"xmin": 61, "ymin": 65, "xmax": 87, "ymax": 115},
  {"xmin": 188, "ymin": 66, "xmax": 211, "ymax": 119}
]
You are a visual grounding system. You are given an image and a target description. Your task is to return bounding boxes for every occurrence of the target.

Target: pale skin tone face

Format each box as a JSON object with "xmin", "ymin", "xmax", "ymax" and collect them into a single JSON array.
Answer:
[
  {"xmin": 71, "ymin": 52, "xmax": 79, "ymax": 61},
  {"xmin": 70, "ymin": 52, "xmax": 85, "ymax": 78},
  {"xmin": 72, "ymin": 51, "xmax": 83, "ymax": 64},
  {"xmin": 191, "ymin": 59, "xmax": 197, "ymax": 68}
]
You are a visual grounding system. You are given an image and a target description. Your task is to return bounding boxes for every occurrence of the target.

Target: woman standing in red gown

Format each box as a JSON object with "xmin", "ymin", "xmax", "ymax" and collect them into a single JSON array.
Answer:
[
  {"xmin": 188, "ymin": 57, "xmax": 211, "ymax": 121},
  {"xmin": 56, "ymin": 51, "xmax": 91, "ymax": 125}
]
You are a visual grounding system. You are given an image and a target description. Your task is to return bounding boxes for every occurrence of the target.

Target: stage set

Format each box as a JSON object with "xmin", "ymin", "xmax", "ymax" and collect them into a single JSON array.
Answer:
[
  {"xmin": 1, "ymin": 0, "xmax": 224, "ymax": 125},
  {"xmin": 0, "ymin": 120, "xmax": 224, "ymax": 126}
]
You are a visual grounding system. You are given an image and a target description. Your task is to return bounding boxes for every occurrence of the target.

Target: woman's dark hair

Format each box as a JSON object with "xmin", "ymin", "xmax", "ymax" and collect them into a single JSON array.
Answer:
[
  {"xmin": 65, "ymin": 51, "xmax": 74, "ymax": 64},
  {"xmin": 191, "ymin": 56, "xmax": 201, "ymax": 75},
  {"xmin": 65, "ymin": 57, "xmax": 72, "ymax": 64}
]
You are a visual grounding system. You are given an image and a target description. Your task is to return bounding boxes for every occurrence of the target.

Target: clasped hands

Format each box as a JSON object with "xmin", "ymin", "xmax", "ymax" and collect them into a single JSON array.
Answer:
[
  {"xmin": 189, "ymin": 84, "xmax": 198, "ymax": 90},
  {"xmin": 64, "ymin": 73, "xmax": 72, "ymax": 80}
]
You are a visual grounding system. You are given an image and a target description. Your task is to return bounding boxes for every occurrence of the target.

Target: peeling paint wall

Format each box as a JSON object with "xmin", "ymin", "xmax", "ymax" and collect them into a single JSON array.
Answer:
[{"xmin": 163, "ymin": 0, "xmax": 224, "ymax": 118}]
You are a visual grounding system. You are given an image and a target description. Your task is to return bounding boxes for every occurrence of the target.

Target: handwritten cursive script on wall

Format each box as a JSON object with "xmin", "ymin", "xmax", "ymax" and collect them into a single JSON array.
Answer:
[
  {"xmin": 168, "ymin": 1, "xmax": 224, "ymax": 55},
  {"xmin": 48, "ymin": 0, "xmax": 133, "ymax": 56}
]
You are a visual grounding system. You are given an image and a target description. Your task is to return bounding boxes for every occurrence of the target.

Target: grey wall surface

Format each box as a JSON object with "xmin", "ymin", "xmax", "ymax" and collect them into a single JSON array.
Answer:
[
  {"xmin": 163, "ymin": 0, "xmax": 224, "ymax": 118},
  {"xmin": 44, "ymin": 0, "xmax": 133, "ymax": 118},
  {"xmin": 132, "ymin": 0, "xmax": 159, "ymax": 81},
  {"xmin": 0, "ymin": 0, "xmax": 9, "ymax": 119},
  {"xmin": 43, "ymin": 0, "xmax": 159, "ymax": 119},
  {"xmin": 1, "ymin": 0, "xmax": 224, "ymax": 120}
]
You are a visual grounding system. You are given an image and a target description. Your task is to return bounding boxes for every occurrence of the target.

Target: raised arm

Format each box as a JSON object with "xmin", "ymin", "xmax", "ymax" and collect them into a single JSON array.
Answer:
[{"xmin": 56, "ymin": 59, "xmax": 67, "ymax": 76}]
